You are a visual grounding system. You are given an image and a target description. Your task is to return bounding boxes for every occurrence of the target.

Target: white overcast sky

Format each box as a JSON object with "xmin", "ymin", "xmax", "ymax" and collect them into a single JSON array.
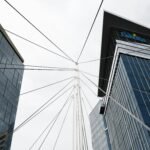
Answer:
[{"xmin": 0, "ymin": 0, "xmax": 150, "ymax": 150}]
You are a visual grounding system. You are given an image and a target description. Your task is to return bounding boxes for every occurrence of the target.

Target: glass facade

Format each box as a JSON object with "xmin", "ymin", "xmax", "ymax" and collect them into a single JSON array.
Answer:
[
  {"xmin": 89, "ymin": 100, "xmax": 111, "ymax": 150},
  {"xmin": 0, "ymin": 31, "xmax": 24, "ymax": 149},
  {"xmin": 105, "ymin": 53, "xmax": 150, "ymax": 150}
]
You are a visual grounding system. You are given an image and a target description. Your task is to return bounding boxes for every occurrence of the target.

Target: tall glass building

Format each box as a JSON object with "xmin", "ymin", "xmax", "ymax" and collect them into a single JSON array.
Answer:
[
  {"xmin": 89, "ymin": 100, "xmax": 111, "ymax": 150},
  {"xmin": 98, "ymin": 12, "xmax": 150, "ymax": 150},
  {"xmin": 0, "ymin": 25, "xmax": 24, "ymax": 149}
]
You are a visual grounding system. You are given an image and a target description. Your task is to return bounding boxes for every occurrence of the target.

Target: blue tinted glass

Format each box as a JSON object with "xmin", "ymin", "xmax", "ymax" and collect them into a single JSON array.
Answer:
[{"xmin": 106, "ymin": 54, "xmax": 150, "ymax": 150}]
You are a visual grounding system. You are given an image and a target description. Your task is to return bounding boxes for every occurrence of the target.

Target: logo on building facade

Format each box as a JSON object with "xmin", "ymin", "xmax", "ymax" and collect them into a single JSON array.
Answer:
[{"xmin": 120, "ymin": 31, "xmax": 147, "ymax": 43}]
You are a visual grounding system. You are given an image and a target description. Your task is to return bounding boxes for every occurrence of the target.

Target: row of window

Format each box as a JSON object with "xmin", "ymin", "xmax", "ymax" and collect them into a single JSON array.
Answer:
[
  {"xmin": 0, "ymin": 51, "xmax": 23, "ymax": 90},
  {"xmin": 106, "ymin": 54, "xmax": 150, "ymax": 150},
  {"xmin": 0, "ymin": 96, "xmax": 17, "ymax": 125},
  {"xmin": 90, "ymin": 101, "xmax": 109, "ymax": 150},
  {"xmin": 0, "ymin": 30, "xmax": 23, "ymax": 149},
  {"xmin": 122, "ymin": 54, "xmax": 150, "ymax": 126},
  {"xmin": 0, "ymin": 32, "xmax": 21, "ymax": 63}
]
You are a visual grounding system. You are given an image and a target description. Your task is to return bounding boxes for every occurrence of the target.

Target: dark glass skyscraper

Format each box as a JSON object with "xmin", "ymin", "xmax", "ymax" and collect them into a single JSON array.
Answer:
[
  {"xmin": 97, "ymin": 12, "xmax": 150, "ymax": 150},
  {"xmin": 0, "ymin": 25, "xmax": 24, "ymax": 149}
]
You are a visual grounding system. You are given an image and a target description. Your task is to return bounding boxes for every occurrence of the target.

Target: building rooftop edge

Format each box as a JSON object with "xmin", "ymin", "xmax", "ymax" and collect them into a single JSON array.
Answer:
[
  {"xmin": 98, "ymin": 11, "xmax": 150, "ymax": 97},
  {"xmin": 0, "ymin": 24, "xmax": 24, "ymax": 63},
  {"xmin": 103, "ymin": 9, "xmax": 150, "ymax": 30}
]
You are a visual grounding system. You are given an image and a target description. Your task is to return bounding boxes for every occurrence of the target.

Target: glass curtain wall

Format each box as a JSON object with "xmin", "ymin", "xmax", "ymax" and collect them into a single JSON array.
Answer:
[
  {"xmin": 0, "ymin": 31, "xmax": 24, "ymax": 150},
  {"xmin": 90, "ymin": 101, "xmax": 110, "ymax": 150},
  {"xmin": 105, "ymin": 53, "xmax": 150, "ymax": 150}
]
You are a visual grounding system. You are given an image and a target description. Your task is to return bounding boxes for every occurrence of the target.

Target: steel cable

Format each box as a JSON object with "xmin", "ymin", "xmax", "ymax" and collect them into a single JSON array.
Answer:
[
  {"xmin": 20, "ymin": 76, "xmax": 74, "ymax": 95},
  {"xmin": 38, "ymin": 88, "xmax": 74, "ymax": 149},
  {"xmin": 76, "ymin": 0, "xmax": 104, "ymax": 63},
  {"xmin": 3, "ymin": 0, "xmax": 75, "ymax": 63},
  {"xmin": 81, "ymin": 72, "xmax": 150, "ymax": 132},
  {"xmin": 53, "ymin": 97, "xmax": 73, "ymax": 150},
  {"xmin": 14, "ymin": 79, "xmax": 74, "ymax": 133},
  {"xmin": 5, "ymin": 29, "xmax": 72, "ymax": 62}
]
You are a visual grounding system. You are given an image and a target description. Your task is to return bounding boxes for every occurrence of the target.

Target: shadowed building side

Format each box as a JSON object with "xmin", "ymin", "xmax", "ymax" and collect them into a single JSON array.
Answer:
[{"xmin": 0, "ymin": 24, "xmax": 24, "ymax": 150}]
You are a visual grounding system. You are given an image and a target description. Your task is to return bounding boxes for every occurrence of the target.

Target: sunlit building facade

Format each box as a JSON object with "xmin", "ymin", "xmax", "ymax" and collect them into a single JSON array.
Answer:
[
  {"xmin": 0, "ymin": 25, "xmax": 24, "ymax": 149},
  {"xmin": 89, "ymin": 100, "xmax": 111, "ymax": 150},
  {"xmin": 98, "ymin": 12, "xmax": 150, "ymax": 150}
]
